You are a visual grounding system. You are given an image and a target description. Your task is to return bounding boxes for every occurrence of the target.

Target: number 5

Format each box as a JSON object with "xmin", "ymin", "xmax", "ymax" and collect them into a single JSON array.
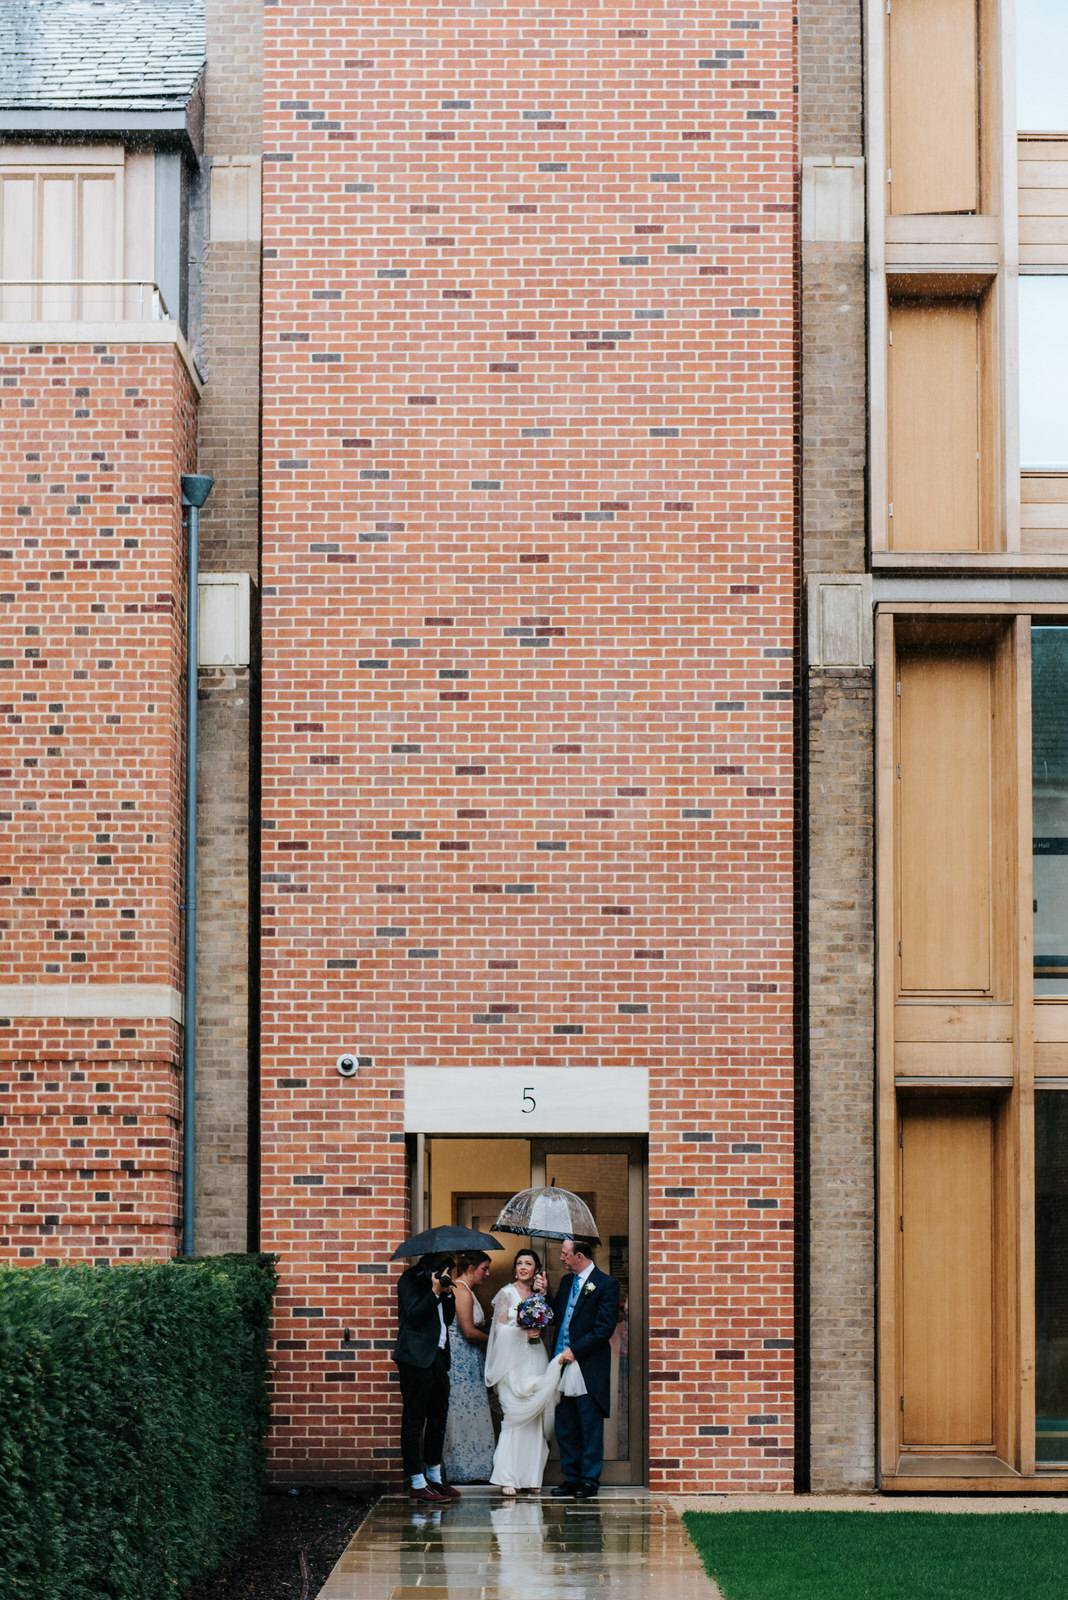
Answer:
[{"xmin": 522, "ymin": 1086, "xmax": 536, "ymax": 1114}]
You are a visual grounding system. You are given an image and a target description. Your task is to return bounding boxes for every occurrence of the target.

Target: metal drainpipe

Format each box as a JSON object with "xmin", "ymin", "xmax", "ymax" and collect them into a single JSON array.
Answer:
[{"xmin": 180, "ymin": 473, "xmax": 214, "ymax": 1257}]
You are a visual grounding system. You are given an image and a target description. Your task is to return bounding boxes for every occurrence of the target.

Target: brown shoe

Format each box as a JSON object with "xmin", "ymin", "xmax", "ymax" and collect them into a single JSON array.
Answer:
[
  {"xmin": 410, "ymin": 1484, "xmax": 448, "ymax": 1503},
  {"xmin": 432, "ymin": 1480, "xmax": 462, "ymax": 1500}
]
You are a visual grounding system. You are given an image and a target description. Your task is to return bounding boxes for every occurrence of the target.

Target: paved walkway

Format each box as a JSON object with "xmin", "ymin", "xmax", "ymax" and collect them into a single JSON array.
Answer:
[
  {"xmin": 315, "ymin": 1485, "xmax": 1068, "ymax": 1600},
  {"xmin": 315, "ymin": 1489, "xmax": 718, "ymax": 1600}
]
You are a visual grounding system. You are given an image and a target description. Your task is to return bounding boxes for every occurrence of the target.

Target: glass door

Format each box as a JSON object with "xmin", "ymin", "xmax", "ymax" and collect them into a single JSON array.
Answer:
[{"xmin": 531, "ymin": 1138, "xmax": 646, "ymax": 1486}]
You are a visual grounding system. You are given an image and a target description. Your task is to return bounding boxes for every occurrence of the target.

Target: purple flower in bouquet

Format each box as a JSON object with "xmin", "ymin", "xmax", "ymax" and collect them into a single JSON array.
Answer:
[{"xmin": 517, "ymin": 1291, "xmax": 554, "ymax": 1343}]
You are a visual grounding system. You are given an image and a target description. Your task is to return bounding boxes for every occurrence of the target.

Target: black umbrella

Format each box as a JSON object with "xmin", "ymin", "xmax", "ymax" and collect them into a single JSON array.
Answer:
[{"xmin": 389, "ymin": 1224, "xmax": 505, "ymax": 1261}]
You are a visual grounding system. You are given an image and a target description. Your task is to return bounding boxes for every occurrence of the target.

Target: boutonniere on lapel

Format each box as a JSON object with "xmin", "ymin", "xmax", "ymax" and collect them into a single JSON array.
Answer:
[{"xmin": 583, "ymin": 1281, "xmax": 596, "ymax": 1296}]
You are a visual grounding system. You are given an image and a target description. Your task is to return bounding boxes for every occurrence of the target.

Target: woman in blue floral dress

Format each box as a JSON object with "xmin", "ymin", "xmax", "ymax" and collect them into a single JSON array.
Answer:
[{"xmin": 442, "ymin": 1251, "xmax": 496, "ymax": 1482}]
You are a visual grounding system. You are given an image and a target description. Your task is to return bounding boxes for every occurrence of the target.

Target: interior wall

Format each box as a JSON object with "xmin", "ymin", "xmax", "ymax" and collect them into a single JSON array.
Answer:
[{"xmin": 428, "ymin": 1138, "xmax": 531, "ymax": 1302}]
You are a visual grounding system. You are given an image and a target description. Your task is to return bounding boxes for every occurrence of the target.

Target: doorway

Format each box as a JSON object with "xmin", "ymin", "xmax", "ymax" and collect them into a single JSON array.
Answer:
[{"xmin": 416, "ymin": 1134, "xmax": 646, "ymax": 1485}]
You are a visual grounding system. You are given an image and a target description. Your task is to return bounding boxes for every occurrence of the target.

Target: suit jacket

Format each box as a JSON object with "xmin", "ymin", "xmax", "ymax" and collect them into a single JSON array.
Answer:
[
  {"xmin": 391, "ymin": 1267, "xmax": 455, "ymax": 1369},
  {"xmin": 552, "ymin": 1265, "xmax": 621, "ymax": 1416}
]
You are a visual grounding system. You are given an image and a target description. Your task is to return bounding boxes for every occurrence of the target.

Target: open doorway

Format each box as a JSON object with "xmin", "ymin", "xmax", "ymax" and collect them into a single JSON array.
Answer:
[{"xmin": 412, "ymin": 1134, "xmax": 646, "ymax": 1485}]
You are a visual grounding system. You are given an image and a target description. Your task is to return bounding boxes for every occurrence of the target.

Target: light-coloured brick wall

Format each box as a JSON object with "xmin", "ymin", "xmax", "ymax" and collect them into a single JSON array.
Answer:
[
  {"xmin": 260, "ymin": 0, "xmax": 797, "ymax": 1490},
  {"xmin": 0, "ymin": 342, "xmax": 197, "ymax": 1263},
  {"xmin": 806, "ymin": 672, "xmax": 875, "ymax": 1489},
  {"xmin": 193, "ymin": 666, "xmax": 254, "ymax": 1255},
  {"xmin": 191, "ymin": 0, "xmax": 265, "ymax": 1253},
  {"xmin": 197, "ymin": 241, "xmax": 262, "ymax": 573},
  {"xmin": 801, "ymin": 249, "xmax": 866, "ymax": 576},
  {"xmin": 206, "ymin": 0, "xmax": 263, "ymax": 157},
  {"xmin": 799, "ymin": 0, "xmax": 863, "ymax": 154},
  {"xmin": 799, "ymin": 0, "xmax": 875, "ymax": 1491}
]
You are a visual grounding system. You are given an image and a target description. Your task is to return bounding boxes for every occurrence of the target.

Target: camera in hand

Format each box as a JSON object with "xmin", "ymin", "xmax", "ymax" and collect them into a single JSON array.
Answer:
[{"xmin": 414, "ymin": 1258, "xmax": 455, "ymax": 1289}]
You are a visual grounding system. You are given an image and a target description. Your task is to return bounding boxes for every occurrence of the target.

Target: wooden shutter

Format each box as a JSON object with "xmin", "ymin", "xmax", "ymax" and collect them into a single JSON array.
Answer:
[
  {"xmin": 889, "ymin": 298, "xmax": 980, "ymax": 551},
  {"xmin": 900, "ymin": 1098, "xmax": 994, "ymax": 1448},
  {"xmin": 898, "ymin": 648, "xmax": 993, "ymax": 992},
  {"xmin": 888, "ymin": 0, "xmax": 979, "ymax": 215}
]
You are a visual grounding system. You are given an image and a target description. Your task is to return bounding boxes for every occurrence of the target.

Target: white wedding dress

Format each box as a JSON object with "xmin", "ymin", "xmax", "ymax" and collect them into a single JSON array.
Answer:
[{"xmin": 484, "ymin": 1283, "xmax": 563, "ymax": 1489}]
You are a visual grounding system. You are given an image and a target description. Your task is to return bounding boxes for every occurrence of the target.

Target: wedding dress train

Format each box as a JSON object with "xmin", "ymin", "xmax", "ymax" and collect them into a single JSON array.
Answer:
[{"xmin": 484, "ymin": 1283, "xmax": 562, "ymax": 1489}]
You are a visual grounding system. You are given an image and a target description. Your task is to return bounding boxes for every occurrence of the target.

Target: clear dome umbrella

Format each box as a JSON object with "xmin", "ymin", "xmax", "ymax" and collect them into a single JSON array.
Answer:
[{"xmin": 493, "ymin": 1184, "xmax": 601, "ymax": 1245}]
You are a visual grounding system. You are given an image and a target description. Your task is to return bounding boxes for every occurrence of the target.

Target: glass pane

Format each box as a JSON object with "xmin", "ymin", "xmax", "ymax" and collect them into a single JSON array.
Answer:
[
  {"xmin": 544, "ymin": 1150, "xmax": 631, "ymax": 1464},
  {"xmin": 1034, "ymin": 628, "xmax": 1068, "ymax": 994},
  {"xmin": 1036, "ymin": 1093, "xmax": 1068, "ymax": 1464},
  {"xmin": 1018, "ymin": 0, "xmax": 1068, "ymax": 131},
  {"xmin": 1020, "ymin": 280, "xmax": 1068, "ymax": 470}
]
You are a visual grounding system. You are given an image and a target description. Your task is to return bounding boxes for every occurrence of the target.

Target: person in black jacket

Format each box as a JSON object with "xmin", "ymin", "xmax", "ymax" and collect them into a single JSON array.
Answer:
[
  {"xmin": 550, "ymin": 1237, "xmax": 621, "ymax": 1499},
  {"xmin": 392, "ymin": 1253, "xmax": 462, "ymax": 1502}
]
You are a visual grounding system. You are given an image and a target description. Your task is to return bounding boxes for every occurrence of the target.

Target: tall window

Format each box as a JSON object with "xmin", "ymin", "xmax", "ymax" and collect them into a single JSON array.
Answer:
[
  {"xmin": 1034, "ymin": 627, "xmax": 1068, "ymax": 994},
  {"xmin": 1019, "ymin": 279, "xmax": 1068, "ymax": 471},
  {"xmin": 1017, "ymin": 0, "xmax": 1068, "ymax": 131},
  {"xmin": 1036, "ymin": 1093, "xmax": 1068, "ymax": 1463}
]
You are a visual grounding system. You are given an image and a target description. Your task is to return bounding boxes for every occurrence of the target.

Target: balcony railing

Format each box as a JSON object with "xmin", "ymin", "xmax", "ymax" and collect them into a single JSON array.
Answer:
[{"xmin": 0, "ymin": 280, "xmax": 172, "ymax": 322}]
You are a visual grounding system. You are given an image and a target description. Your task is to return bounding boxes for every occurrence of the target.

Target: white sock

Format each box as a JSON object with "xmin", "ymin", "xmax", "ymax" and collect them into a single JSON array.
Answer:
[
  {"xmin": 411, "ymin": 1473, "xmax": 427, "ymax": 1490},
  {"xmin": 426, "ymin": 1466, "xmax": 443, "ymax": 1483}
]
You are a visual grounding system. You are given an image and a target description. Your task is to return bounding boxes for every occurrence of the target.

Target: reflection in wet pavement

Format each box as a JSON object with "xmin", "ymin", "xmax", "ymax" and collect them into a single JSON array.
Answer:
[{"xmin": 315, "ymin": 1491, "xmax": 717, "ymax": 1600}]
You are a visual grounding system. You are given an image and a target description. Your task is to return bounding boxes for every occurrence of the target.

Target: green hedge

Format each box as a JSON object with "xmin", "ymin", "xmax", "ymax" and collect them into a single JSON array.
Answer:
[{"xmin": 0, "ymin": 1254, "xmax": 278, "ymax": 1600}]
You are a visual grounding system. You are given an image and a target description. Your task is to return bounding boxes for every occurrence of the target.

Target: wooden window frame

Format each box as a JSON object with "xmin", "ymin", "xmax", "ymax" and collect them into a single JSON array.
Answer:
[{"xmin": 876, "ymin": 610, "xmax": 1037, "ymax": 1487}]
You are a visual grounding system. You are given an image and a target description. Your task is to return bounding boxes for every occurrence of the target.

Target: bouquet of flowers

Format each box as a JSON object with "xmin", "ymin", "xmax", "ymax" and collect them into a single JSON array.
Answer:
[{"xmin": 516, "ymin": 1291, "xmax": 554, "ymax": 1344}]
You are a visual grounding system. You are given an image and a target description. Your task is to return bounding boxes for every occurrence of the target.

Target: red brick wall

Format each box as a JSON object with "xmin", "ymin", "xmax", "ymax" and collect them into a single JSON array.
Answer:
[
  {"xmin": 0, "ymin": 341, "xmax": 198, "ymax": 1263},
  {"xmin": 261, "ymin": 1, "xmax": 796, "ymax": 1489}
]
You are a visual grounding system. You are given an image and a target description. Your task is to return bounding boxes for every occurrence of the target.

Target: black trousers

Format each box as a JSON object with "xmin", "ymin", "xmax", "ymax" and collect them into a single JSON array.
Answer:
[{"xmin": 397, "ymin": 1348, "xmax": 450, "ymax": 1477}]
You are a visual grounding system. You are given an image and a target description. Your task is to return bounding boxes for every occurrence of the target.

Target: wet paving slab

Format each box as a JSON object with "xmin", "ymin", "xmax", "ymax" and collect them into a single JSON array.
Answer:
[{"xmin": 315, "ymin": 1489, "xmax": 718, "ymax": 1600}]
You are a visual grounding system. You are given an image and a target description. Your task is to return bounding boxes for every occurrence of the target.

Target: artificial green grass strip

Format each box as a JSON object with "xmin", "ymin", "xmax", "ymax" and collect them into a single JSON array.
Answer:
[{"xmin": 683, "ymin": 1511, "xmax": 1068, "ymax": 1600}]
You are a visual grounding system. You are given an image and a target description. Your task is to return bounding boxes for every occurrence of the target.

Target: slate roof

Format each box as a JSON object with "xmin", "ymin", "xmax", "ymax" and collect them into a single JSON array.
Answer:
[{"xmin": 0, "ymin": 0, "xmax": 205, "ymax": 112}]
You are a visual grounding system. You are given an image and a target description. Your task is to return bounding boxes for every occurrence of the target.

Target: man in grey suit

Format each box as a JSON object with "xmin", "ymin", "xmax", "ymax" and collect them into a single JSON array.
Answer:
[{"xmin": 551, "ymin": 1237, "xmax": 621, "ymax": 1499}]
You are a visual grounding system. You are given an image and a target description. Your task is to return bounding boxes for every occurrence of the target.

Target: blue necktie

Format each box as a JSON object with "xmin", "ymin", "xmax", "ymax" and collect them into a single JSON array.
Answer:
[{"xmin": 555, "ymin": 1274, "xmax": 583, "ymax": 1354}]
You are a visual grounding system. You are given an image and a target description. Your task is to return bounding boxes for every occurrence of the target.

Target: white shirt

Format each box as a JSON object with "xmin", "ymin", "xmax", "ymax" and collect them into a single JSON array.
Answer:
[
  {"xmin": 574, "ymin": 1261, "xmax": 595, "ymax": 1290},
  {"xmin": 437, "ymin": 1299, "xmax": 447, "ymax": 1348}
]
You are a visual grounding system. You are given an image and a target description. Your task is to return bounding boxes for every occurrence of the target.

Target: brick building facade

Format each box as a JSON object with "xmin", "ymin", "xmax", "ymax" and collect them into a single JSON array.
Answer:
[
  {"xmin": 256, "ymin": 0, "xmax": 797, "ymax": 1493},
  {"xmin": 0, "ymin": 0, "xmax": 944, "ymax": 1498},
  {"xmin": 0, "ymin": 339, "xmax": 198, "ymax": 1261}
]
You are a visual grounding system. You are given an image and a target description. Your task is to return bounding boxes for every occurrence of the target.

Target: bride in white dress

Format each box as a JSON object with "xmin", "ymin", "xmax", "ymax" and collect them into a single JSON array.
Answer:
[{"xmin": 484, "ymin": 1249, "xmax": 563, "ymax": 1494}]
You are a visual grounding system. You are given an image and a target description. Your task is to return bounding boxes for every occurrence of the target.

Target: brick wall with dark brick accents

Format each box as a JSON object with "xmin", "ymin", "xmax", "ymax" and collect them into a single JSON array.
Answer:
[
  {"xmin": 0, "ymin": 1023, "xmax": 182, "ymax": 1263},
  {"xmin": 0, "ymin": 341, "xmax": 198, "ymax": 1264},
  {"xmin": 260, "ymin": 0, "xmax": 797, "ymax": 1491}
]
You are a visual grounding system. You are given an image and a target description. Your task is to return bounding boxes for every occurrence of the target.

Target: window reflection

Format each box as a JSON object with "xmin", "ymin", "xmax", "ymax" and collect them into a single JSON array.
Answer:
[
  {"xmin": 1020, "ymin": 280, "xmax": 1068, "ymax": 471},
  {"xmin": 1036, "ymin": 1093, "xmax": 1068, "ymax": 1464},
  {"xmin": 1033, "ymin": 627, "xmax": 1068, "ymax": 995},
  {"xmin": 1018, "ymin": 0, "xmax": 1068, "ymax": 131}
]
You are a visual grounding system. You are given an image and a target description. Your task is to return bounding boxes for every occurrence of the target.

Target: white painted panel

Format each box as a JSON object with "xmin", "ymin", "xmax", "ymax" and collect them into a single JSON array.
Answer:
[
  {"xmin": 199, "ymin": 573, "xmax": 251, "ymax": 667},
  {"xmin": 210, "ymin": 156, "xmax": 262, "ymax": 242},
  {"xmin": 80, "ymin": 174, "xmax": 120, "ymax": 318},
  {"xmin": 0, "ymin": 177, "xmax": 35, "ymax": 316},
  {"xmin": 0, "ymin": 143, "xmax": 124, "ymax": 166},
  {"xmin": 124, "ymin": 150, "xmax": 155, "ymax": 288},
  {"xmin": 808, "ymin": 574, "xmax": 874, "ymax": 668},
  {"xmin": 802, "ymin": 156, "xmax": 865, "ymax": 243},
  {"xmin": 404, "ymin": 1066, "xmax": 649, "ymax": 1134},
  {"xmin": 40, "ymin": 177, "xmax": 75, "ymax": 319}
]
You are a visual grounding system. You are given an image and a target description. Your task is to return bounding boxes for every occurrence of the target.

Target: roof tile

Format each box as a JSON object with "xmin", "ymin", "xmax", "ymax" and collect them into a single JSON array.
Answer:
[{"xmin": 0, "ymin": 0, "xmax": 204, "ymax": 111}]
